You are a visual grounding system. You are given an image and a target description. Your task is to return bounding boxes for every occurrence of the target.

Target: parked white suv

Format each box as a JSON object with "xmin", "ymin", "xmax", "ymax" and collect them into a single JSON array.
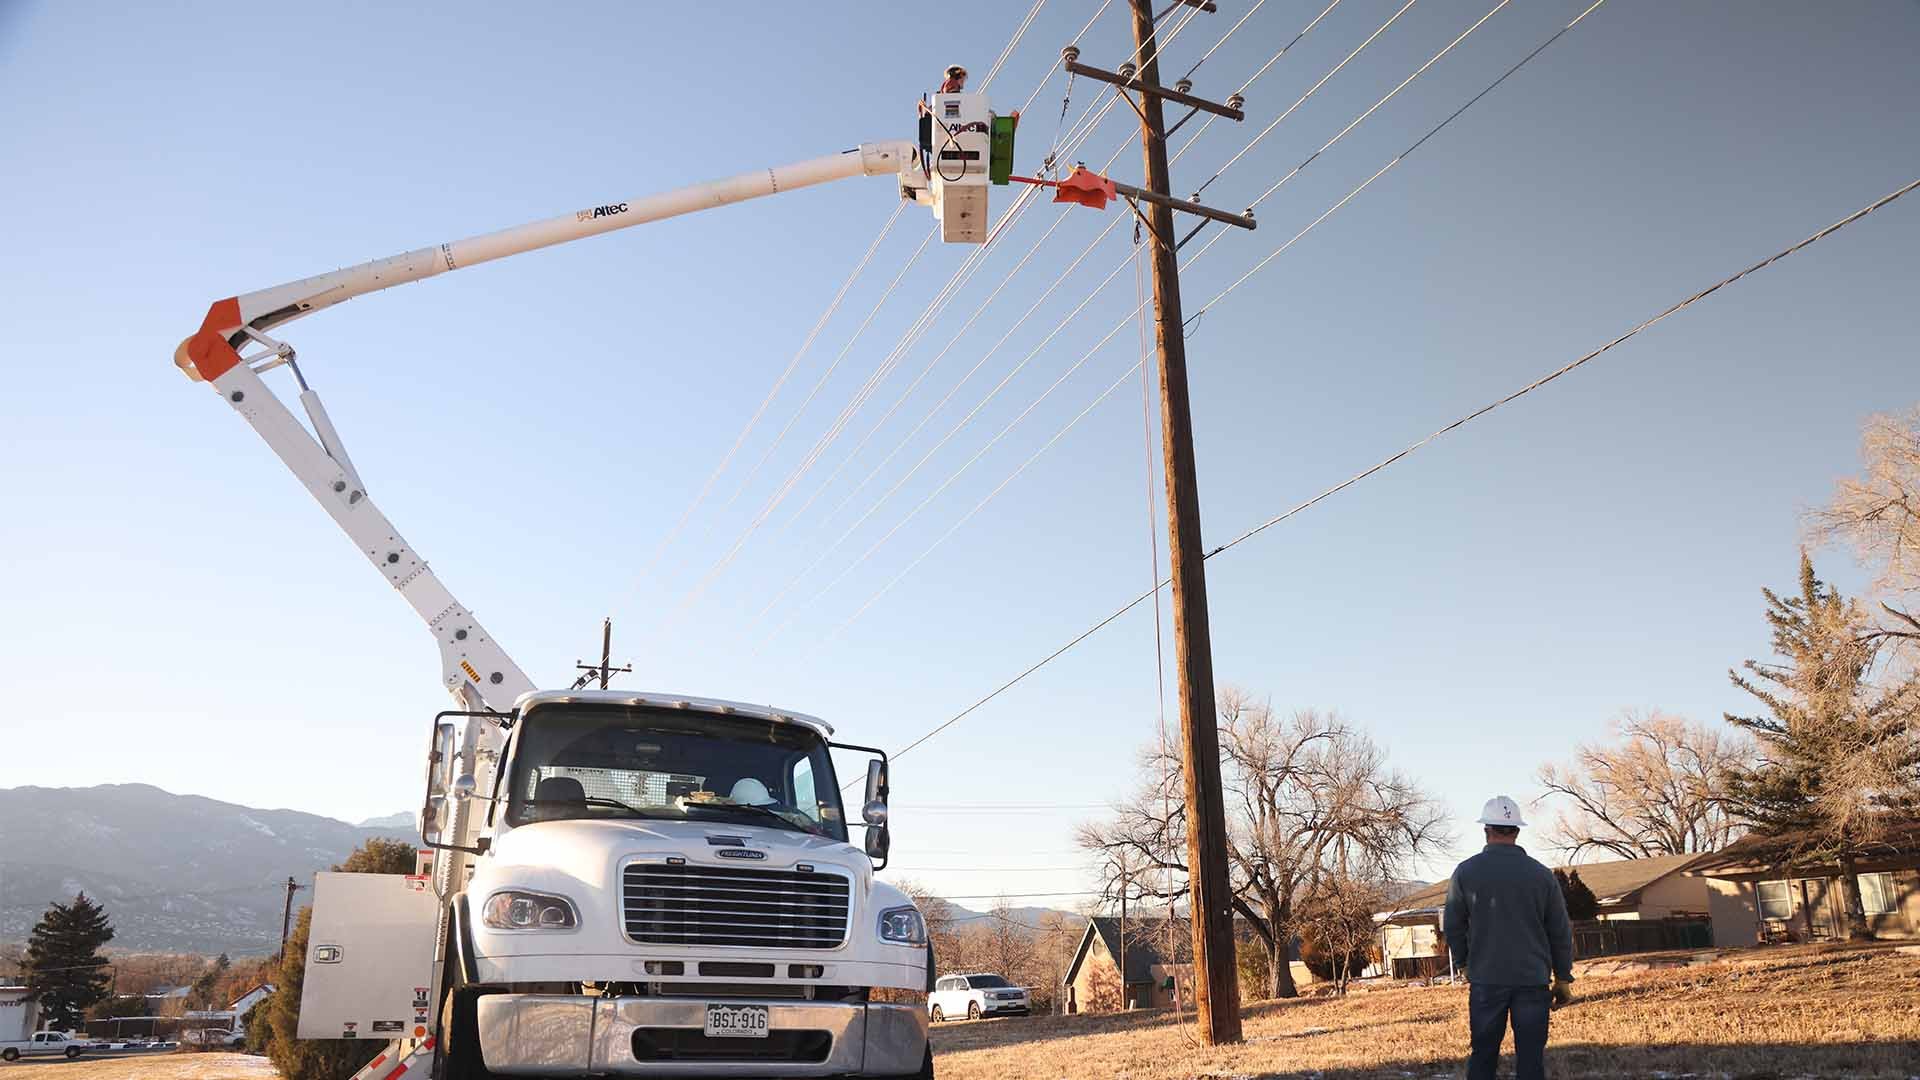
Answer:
[{"xmin": 928, "ymin": 973, "xmax": 1030, "ymax": 1021}]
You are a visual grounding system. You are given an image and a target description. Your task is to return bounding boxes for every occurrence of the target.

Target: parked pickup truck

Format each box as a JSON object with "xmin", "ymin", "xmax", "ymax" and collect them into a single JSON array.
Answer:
[{"xmin": 0, "ymin": 1030, "xmax": 97, "ymax": 1060}]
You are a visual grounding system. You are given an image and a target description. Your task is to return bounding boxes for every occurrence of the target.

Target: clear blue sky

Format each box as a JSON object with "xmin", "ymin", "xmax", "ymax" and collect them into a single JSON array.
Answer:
[{"xmin": 2, "ymin": 1, "xmax": 1915, "ymax": 904}]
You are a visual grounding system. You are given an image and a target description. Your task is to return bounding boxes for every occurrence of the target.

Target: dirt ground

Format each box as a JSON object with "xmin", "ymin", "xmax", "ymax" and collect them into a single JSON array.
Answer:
[
  {"xmin": 930, "ymin": 944, "xmax": 1920, "ymax": 1079},
  {"xmin": 0, "ymin": 1052, "xmax": 275, "ymax": 1080}
]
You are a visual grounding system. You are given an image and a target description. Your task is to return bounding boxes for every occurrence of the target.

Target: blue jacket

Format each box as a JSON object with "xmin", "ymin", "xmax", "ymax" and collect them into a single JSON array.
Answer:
[{"xmin": 1442, "ymin": 843, "xmax": 1574, "ymax": 985}]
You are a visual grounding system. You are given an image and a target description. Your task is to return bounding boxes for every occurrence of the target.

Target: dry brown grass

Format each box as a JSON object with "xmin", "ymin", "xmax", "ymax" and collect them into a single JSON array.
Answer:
[
  {"xmin": 931, "ymin": 945, "xmax": 1920, "ymax": 1078},
  {"xmin": 0, "ymin": 1051, "xmax": 275, "ymax": 1079}
]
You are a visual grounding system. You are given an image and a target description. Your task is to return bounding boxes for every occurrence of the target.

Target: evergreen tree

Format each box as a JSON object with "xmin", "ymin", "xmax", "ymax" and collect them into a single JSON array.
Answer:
[
  {"xmin": 1554, "ymin": 869, "xmax": 1600, "ymax": 920},
  {"xmin": 187, "ymin": 952, "xmax": 231, "ymax": 1010},
  {"xmin": 1725, "ymin": 554, "xmax": 1920, "ymax": 939},
  {"xmin": 25, "ymin": 893, "xmax": 116, "ymax": 1031}
]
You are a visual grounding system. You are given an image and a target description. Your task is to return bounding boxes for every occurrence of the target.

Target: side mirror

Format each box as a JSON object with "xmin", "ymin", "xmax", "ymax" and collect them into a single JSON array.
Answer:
[
  {"xmin": 864, "ymin": 823, "xmax": 890, "ymax": 865},
  {"xmin": 452, "ymin": 774, "xmax": 478, "ymax": 802},
  {"xmin": 864, "ymin": 759, "xmax": 889, "ymax": 809},
  {"xmin": 421, "ymin": 795, "xmax": 450, "ymax": 847}
]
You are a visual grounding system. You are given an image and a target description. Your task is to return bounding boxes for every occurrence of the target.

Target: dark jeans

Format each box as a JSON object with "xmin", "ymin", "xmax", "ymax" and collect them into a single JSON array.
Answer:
[{"xmin": 1467, "ymin": 983, "xmax": 1550, "ymax": 1080}]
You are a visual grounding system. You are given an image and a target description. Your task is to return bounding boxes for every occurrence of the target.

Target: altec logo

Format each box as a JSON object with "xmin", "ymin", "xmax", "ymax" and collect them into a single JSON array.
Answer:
[
  {"xmin": 576, "ymin": 203, "xmax": 629, "ymax": 222},
  {"xmin": 714, "ymin": 848, "xmax": 767, "ymax": 860}
]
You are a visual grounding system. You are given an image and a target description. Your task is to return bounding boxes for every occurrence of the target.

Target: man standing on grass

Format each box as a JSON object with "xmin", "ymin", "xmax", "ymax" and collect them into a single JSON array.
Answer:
[{"xmin": 1443, "ymin": 795, "xmax": 1574, "ymax": 1080}]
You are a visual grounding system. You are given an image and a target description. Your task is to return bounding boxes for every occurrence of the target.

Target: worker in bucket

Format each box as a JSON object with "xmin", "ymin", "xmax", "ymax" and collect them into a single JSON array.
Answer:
[{"xmin": 1442, "ymin": 796, "xmax": 1574, "ymax": 1080}]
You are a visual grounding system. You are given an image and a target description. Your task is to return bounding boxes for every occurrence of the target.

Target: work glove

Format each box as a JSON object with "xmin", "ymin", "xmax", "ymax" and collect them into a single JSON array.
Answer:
[{"xmin": 1550, "ymin": 978, "xmax": 1573, "ymax": 1008}]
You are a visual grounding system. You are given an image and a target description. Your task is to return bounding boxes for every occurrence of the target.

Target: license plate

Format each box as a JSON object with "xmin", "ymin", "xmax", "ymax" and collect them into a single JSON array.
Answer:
[{"xmin": 703, "ymin": 1004, "xmax": 770, "ymax": 1039}]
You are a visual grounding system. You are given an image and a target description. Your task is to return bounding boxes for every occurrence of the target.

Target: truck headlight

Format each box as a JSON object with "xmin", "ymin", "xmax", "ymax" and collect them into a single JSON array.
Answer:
[
  {"xmin": 877, "ymin": 905, "xmax": 927, "ymax": 945},
  {"xmin": 481, "ymin": 889, "xmax": 578, "ymax": 930}
]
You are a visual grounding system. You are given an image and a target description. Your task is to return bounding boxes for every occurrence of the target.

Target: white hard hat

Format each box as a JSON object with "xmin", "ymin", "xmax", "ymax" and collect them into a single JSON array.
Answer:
[
  {"xmin": 728, "ymin": 778, "xmax": 775, "ymax": 806},
  {"xmin": 1477, "ymin": 795, "xmax": 1526, "ymax": 828}
]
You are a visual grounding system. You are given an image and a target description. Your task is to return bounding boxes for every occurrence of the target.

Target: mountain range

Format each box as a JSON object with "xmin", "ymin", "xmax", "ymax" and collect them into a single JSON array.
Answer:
[{"xmin": 0, "ymin": 784, "xmax": 414, "ymax": 955}]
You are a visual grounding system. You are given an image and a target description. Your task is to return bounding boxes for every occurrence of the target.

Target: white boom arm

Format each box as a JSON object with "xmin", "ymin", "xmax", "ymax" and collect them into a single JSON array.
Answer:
[{"xmin": 175, "ymin": 139, "xmax": 926, "ymax": 713}]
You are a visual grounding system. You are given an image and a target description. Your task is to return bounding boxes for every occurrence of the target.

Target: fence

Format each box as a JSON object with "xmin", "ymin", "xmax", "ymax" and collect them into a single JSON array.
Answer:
[{"xmin": 1571, "ymin": 917, "xmax": 1712, "ymax": 959}]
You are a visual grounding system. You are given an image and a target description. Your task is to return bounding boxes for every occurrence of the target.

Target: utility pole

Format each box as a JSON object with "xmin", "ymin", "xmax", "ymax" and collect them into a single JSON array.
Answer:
[
  {"xmin": 1057, "ymin": 0, "xmax": 1254, "ymax": 1044},
  {"xmin": 572, "ymin": 617, "xmax": 632, "ymax": 690},
  {"xmin": 278, "ymin": 876, "xmax": 303, "ymax": 960}
]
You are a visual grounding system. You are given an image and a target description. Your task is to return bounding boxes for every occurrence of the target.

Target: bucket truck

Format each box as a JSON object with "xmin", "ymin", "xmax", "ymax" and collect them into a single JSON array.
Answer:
[{"xmin": 174, "ymin": 88, "xmax": 1011, "ymax": 1078}]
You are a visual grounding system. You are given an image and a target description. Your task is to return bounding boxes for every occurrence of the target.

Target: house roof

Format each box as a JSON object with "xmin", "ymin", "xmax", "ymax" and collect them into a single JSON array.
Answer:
[
  {"xmin": 1687, "ymin": 819, "xmax": 1920, "ymax": 874},
  {"xmin": 1062, "ymin": 915, "xmax": 1275, "ymax": 987},
  {"xmin": 1064, "ymin": 916, "xmax": 1192, "ymax": 986},
  {"xmin": 226, "ymin": 983, "xmax": 274, "ymax": 1010},
  {"xmin": 1386, "ymin": 851, "xmax": 1704, "ymax": 914}
]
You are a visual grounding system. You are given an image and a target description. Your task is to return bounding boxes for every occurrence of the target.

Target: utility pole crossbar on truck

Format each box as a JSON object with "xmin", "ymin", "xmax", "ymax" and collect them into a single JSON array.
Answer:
[{"xmin": 177, "ymin": 86, "xmax": 1011, "ymax": 1079}]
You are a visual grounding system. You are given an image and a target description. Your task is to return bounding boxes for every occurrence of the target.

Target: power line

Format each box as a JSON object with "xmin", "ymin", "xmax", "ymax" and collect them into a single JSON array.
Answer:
[
  {"xmin": 620, "ymin": 203, "xmax": 909, "ymax": 601},
  {"xmin": 1243, "ymin": 0, "xmax": 1519, "ymax": 210},
  {"xmin": 878, "ymin": 170, "xmax": 1920, "ymax": 767},
  {"xmin": 1201, "ymin": 175, "xmax": 1920, "ymax": 561},
  {"xmin": 624, "ymin": 1, "xmax": 1088, "ymax": 622},
  {"xmin": 1023, "ymin": 0, "xmax": 1118, "ymax": 118},
  {"xmin": 1164, "ymin": 0, "xmax": 1348, "ymax": 176},
  {"xmin": 1195, "ymin": 0, "xmax": 1422, "ymax": 196},
  {"xmin": 773, "ymin": 198, "xmax": 1079, "ymax": 536},
  {"xmin": 810, "ymin": 0, "xmax": 1602, "ymax": 648},
  {"xmin": 820, "ymin": 356, "xmax": 1146, "ymax": 644},
  {"xmin": 762, "ymin": 0, "xmax": 1469, "ymax": 634},
  {"xmin": 1190, "ymin": 0, "xmax": 1612, "ymax": 319},
  {"xmin": 913, "ymin": 890, "xmax": 1103, "ymax": 900},
  {"xmin": 653, "ymin": 225, "xmax": 940, "ymax": 623},
  {"xmin": 739, "ymin": 7, "xmax": 1271, "ymax": 632},
  {"xmin": 981, "ymin": 0, "xmax": 1050, "ymax": 92}
]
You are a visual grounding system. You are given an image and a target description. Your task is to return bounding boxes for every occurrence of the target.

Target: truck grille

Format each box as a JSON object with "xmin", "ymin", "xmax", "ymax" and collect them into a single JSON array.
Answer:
[{"xmin": 622, "ymin": 864, "xmax": 850, "ymax": 949}]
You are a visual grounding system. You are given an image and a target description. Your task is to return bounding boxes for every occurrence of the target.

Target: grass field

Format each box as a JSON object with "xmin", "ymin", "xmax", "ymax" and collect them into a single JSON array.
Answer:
[
  {"xmin": 0, "ymin": 1052, "xmax": 273, "ymax": 1080},
  {"xmin": 930, "ymin": 944, "xmax": 1920, "ymax": 1079}
]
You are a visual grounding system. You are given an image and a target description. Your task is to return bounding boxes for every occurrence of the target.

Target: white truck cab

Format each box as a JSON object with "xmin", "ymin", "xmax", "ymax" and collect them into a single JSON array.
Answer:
[{"xmin": 302, "ymin": 690, "xmax": 932, "ymax": 1077}]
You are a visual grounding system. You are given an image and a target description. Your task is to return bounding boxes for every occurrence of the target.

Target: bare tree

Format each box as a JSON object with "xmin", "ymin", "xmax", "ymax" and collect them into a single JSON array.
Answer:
[
  {"xmin": 1294, "ymin": 869, "xmax": 1385, "ymax": 996},
  {"xmin": 976, "ymin": 897, "xmax": 1032, "ymax": 982},
  {"xmin": 1078, "ymin": 689, "xmax": 1449, "ymax": 1001},
  {"xmin": 1535, "ymin": 709, "xmax": 1751, "ymax": 859},
  {"xmin": 1809, "ymin": 404, "xmax": 1920, "ymax": 656}
]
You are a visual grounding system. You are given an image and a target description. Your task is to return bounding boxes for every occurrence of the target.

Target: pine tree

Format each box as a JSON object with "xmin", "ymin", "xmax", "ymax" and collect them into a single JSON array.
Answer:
[
  {"xmin": 187, "ymin": 952, "xmax": 231, "ymax": 1010},
  {"xmin": 1725, "ymin": 553, "xmax": 1920, "ymax": 939},
  {"xmin": 25, "ymin": 893, "xmax": 116, "ymax": 1032},
  {"xmin": 1562, "ymin": 869, "xmax": 1600, "ymax": 920}
]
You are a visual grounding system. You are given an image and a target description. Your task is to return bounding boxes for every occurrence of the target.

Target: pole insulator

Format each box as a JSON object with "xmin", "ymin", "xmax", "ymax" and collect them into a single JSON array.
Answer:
[{"xmin": 1061, "ymin": 44, "xmax": 1081, "ymax": 64}]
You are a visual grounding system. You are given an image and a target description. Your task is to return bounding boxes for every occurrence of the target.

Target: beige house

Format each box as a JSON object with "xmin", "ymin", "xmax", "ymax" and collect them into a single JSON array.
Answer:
[
  {"xmin": 1376, "ymin": 852, "xmax": 1712, "ymax": 976},
  {"xmin": 1062, "ymin": 916, "xmax": 1192, "ymax": 1014},
  {"xmin": 1062, "ymin": 916, "xmax": 1309, "ymax": 1011},
  {"xmin": 1686, "ymin": 824, "xmax": 1920, "ymax": 946}
]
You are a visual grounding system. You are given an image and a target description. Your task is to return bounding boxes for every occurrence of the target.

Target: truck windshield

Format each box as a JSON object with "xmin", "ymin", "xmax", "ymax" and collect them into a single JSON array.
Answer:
[
  {"xmin": 504, "ymin": 706, "xmax": 846, "ymax": 841},
  {"xmin": 968, "ymin": 975, "xmax": 1011, "ymax": 988}
]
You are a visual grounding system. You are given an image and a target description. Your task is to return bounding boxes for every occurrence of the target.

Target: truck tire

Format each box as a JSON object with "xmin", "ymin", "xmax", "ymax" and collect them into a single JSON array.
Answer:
[
  {"xmin": 2, "ymin": 1048, "xmax": 17, "ymax": 1061},
  {"xmin": 65, "ymin": 1046, "xmax": 83, "ymax": 1059},
  {"xmin": 929, "ymin": 1005, "xmax": 944, "ymax": 1023},
  {"xmin": 434, "ymin": 987, "xmax": 495, "ymax": 1080},
  {"xmin": 965, "ymin": 1001, "xmax": 980, "ymax": 1021}
]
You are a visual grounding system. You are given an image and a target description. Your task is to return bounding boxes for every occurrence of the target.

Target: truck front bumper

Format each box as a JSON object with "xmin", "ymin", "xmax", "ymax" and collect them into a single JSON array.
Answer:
[{"xmin": 475, "ymin": 994, "xmax": 927, "ymax": 1076}]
